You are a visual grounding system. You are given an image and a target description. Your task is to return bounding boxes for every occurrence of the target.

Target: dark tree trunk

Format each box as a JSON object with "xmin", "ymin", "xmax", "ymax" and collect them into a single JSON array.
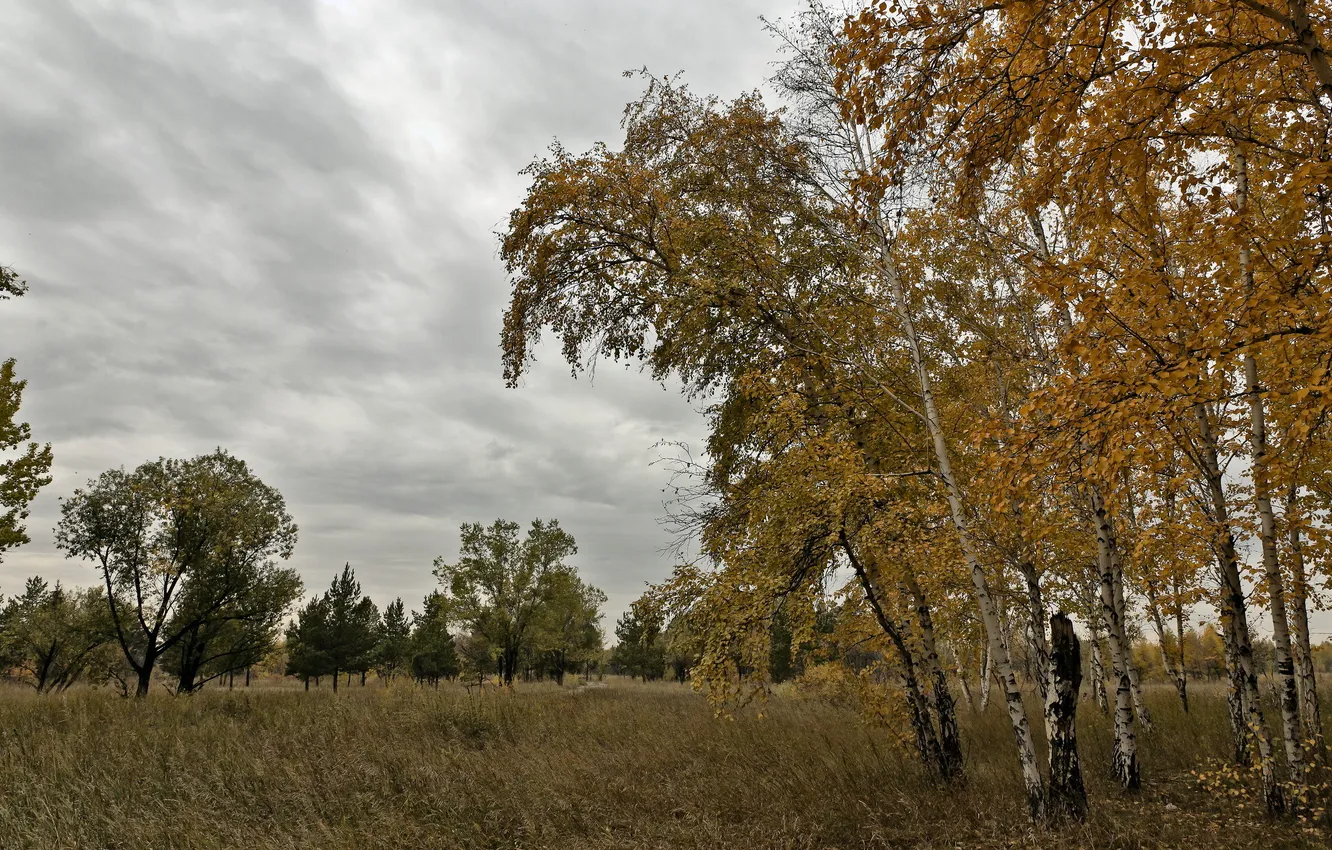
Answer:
[
  {"xmin": 332, "ymin": 667, "xmax": 340, "ymax": 693},
  {"xmin": 134, "ymin": 645, "xmax": 160, "ymax": 698},
  {"xmin": 304, "ymin": 676, "xmax": 310, "ymax": 691},
  {"xmin": 360, "ymin": 671, "xmax": 366, "ymax": 687},
  {"xmin": 135, "ymin": 666, "xmax": 153, "ymax": 697},
  {"xmin": 1045, "ymin": 614, "xmax": 1087, "ymax": 820},
  {"xmin": 245, "ymin": 668, "xmax": 251, "ymax": 687},
  {"xmin": 502, "ymin": 646, "xmax": 518, "ymax": 686}
]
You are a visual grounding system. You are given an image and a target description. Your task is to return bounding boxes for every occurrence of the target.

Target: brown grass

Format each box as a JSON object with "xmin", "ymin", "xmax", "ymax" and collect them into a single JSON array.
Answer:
[{"xmin": 0, "ymin": 678, "xmax": 1326, "ymax": 849}]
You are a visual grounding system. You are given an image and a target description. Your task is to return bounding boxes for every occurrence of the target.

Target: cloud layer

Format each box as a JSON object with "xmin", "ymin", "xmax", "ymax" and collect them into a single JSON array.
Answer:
[{"xmin": 0, "ymin": 0, "xmax": 802, "ymax": 621}]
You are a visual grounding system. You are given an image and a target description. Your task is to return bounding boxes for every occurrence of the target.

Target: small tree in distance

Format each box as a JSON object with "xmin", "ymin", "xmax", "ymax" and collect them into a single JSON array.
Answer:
[
  {"xmin": 409, "ymin": 592, "xmax": 459, "ymax": 687},
  {"xmin": 375, "ymin": 598, "xmax": 412, "ymax": 685},
  {"xmin": 55, "ymin": 449, "xmax": 299, "ymax": 696},
  {"xmin": 320, "ymin": 564, "xmax": 379, "ymax": 691},
  {"xmin": 433, "ymin": 518, "xmax": 578, "ymax": 686}
]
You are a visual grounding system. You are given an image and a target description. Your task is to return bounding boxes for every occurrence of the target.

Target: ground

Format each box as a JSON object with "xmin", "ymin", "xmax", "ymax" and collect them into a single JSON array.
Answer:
[{"xmin": 0, "ymin": 678, "xmax": 1326, "ymax": 849}]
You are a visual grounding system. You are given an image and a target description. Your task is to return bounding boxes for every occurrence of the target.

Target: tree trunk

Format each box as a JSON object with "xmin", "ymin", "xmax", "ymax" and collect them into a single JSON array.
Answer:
[
  {"xmin": 245, "ymin": 668, "xmax": 251, "ymax": 687},
  {"xmin": 844, "ymin": 539, "xmax": 946, "ymax": 776},
  {"xmin": 503, "ymin": 646, "xmax": 517, "ymax": 686},
  {"xmin": 135, "ymin": 649, "xmax": 156, "ymax": 698},
  {"xmin": 979, "ymin": 642, "xmax": 992, "ymax": 711},
  {"xmin": 1146, "ymin": 584, "xmax": 1189, "ymax": 712},
  {"xmin": 1287, "ymin": 505, "xmax": 1325, "ymax": 759},
  {"xmin": 954, "ymin": 646, "xmax": 977, "ymax": 712},
  {"xmin": 1045, "ymin": 614, "xmax": 1087, "ymax": 820},
  {"xmin": 1088, "ymin": 620, "xmax": 1108, "ymax": 714},
  {"xmin": 879, "ymin": 250, "xmax": 1044, "ymax": 815},
  {"xmin": 361, "ymin": 671, "xmax": 367, "ymax": 687},
  {"xmin": 1020, "ymin": 563, "xmax": 1050, "ymax": 703},
  {"xmin": 1234, "ymin": 147, "xmax": 1305, "ymax": 784},
  {"xmin": 1195, "ymin": 400, "xmax": 1283, "ymax": 811},
  {"xmin": 1090, "ymin": 487, "xmax": 1140, "ymax": 790},
  {"xmin": 1111, "ymin": 552, "xmax": 1152, "ymax": 731},
  {"xmin": 332, "ymin": 667, "xmax": 340, "ymax": 693},
  {"xmin": 905, "ymin": 573, "xmax": 964, "ymax": 777},
  {"xmin": 304, "ymin": 676, "xmax": 310, "ymax": 691}
]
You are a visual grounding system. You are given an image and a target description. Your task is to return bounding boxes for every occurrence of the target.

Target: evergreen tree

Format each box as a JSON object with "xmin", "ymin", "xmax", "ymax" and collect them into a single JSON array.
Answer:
[
  {"xmin": 375, "ymin": 597, "xmax": 412, "ymax": 685},
  {"xmin": 321, "ymin": 564, "xmax": 379, "ymax": 691},
  {"xmin": 409, "ymin": 592, "xmax": 459, "ymax": 686}
]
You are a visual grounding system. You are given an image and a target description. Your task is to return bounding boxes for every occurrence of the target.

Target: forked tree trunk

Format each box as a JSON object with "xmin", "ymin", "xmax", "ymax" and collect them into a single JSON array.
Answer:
[
  {"xmin": 1146, "ymin": 586, "xmax": 1188, "ymax": 712},
  {"xmin": 905, "ymin": 573, "xmax": 964, "ymax": 777},
  {"xmin": 1196, "ymin": 400, "xmax": 1284, "ymax": 811},
  {"xmin": 1045, "ymin": 614, "xmax": 1086, "ymax": 820}
]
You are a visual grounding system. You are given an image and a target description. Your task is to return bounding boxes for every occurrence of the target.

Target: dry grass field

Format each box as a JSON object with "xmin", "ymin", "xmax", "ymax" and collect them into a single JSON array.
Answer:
[{"xmin": 0, "ymin": 678, "xmax": 1327, "ymax": 849}]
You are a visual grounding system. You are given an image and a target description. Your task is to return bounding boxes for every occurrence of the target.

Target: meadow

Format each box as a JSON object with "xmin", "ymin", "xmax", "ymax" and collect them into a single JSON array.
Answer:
[{"xmin": 0, "ymin": 678, "xmax": 1327, "ymax": 849}]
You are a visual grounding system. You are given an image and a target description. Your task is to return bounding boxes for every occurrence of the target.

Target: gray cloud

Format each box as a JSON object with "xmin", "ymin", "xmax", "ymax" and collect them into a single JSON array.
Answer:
[{"xmin": 0, "ymin": 0, "xmax": 801, "ymax": 623}]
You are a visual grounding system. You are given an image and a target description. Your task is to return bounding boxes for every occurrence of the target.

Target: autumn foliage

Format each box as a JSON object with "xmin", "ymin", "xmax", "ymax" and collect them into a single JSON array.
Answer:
[{"xmin": 501, "ymin": 0, "xmax": 1332, "ymax": 823}]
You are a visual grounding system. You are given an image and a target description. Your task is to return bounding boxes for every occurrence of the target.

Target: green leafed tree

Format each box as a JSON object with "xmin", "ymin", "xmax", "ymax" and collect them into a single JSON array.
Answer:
[
  {"xmin": 409, "ymin": 591, "xmax": 459, "ymax": 687},
  {"xmin": 532, "ymin": 571, "xmax": 606, "ymax": 685},
  {"xmin": 0, "ymin": 577, "xmax": 116, "ymax": 693},
  {"xmin": 612, "ymin": 606, "xmax": 666, "ymax": 682},
  {"xmin": 54, "ymin": 449, "xmax": 299, "ymax": 696},
  {"xmin": 162, "ymin": 564, "xmax": 301, "ymax": 693},
  {"xmin": 433, "ymin": 518, "xmax": 577, "ymax": 685}
]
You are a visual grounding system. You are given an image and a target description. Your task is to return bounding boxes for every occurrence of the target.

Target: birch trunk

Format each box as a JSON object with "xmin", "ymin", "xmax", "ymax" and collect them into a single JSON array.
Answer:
[
  {"xmin": 844, "ymin": 537, "xmax": 946, "ymax": 775},
  {"xmin": 1088, "ymin": 619, "xmax": 1109, "ymax": 713},
  {"xmin": 1145, "ymin": 583, "xmax": 1189, "ymax": 712},
  {"xmin": 1287, "ymin": 508, "xmax": 1325, "ymax": 758},
  {"xmin": 1090, "ymin": 487, "xmax": 1140, "ymax": 789},
  {"xmin": 905, "ymin": 573, "xmax": 964, "ymax": 777},
  {"xmin": 955, "ymin": 646, "xmax": 977, "ymax": 712},
  {"xmin": 1020, "ymin": 563, "xmax": 1050, "ymax": 703},
  {"xmin": 1106, "ymin": 532, "xmax": 1151, "ymax": 730},
  {"xmin": 878, "ymin": 247, "xmax": 1045, "ymax": 817},
  {"xmin": 979, "ymin": 642, "xmax": 993, "ymax": 711},
  {"xmin": 1233, "ymin": 146, "xmax": 1305, "ymax": 784},
  {"xmin": 1244, "ymin": 351, "xmax": 1305, "ymax": 783},
  {"xmin": 1196, "ymin": 400, "xmax": 1283, "ymax": 811}
]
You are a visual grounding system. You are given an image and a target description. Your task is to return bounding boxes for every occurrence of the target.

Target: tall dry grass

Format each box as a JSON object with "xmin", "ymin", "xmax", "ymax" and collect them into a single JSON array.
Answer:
[{"xmin": 0, "ymin": 678, "xmax": 1325, "ymax": 848}]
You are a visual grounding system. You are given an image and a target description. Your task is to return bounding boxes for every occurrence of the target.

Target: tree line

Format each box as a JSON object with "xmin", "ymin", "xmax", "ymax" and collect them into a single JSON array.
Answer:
[
  {"xmin": 498, "ymin": 0, "xmax": 1332, "ymax": 821},
  {"xmin": 0, "ymin": 429, "xmax": 605, "ymax": 694}
]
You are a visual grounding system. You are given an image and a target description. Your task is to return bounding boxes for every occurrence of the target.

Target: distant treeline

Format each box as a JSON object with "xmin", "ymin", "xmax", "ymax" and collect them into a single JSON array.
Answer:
[{"xmin": 0, "ymin": 449, "xmax": 608, "ymax": 695}]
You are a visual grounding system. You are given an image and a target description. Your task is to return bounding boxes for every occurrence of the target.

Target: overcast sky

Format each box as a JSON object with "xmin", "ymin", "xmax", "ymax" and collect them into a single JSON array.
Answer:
[
  {"xmin": 5, "ymin": 1, "xmax": 1327, "ymax": 646},
  {"xmin": 0, "ymin": 0, "xmax": 807, "ymax": 622}
]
